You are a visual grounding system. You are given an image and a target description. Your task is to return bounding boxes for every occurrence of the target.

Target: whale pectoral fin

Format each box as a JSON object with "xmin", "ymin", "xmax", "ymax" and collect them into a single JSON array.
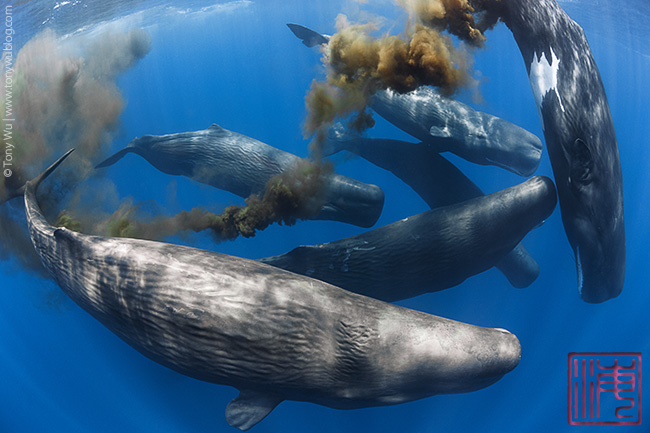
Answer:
[
  {"xmin": 225, "ymin": 390, "xmax": 283, "ymax": 431},
  {"xmin": 429, "ymin": 125, "xmax": 452, "ymax": 138}
]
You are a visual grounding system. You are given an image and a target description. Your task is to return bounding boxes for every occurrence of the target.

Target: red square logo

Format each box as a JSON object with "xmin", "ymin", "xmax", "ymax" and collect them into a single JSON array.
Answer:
[{"xmin": 569, "ymin": 353, "xmax": 642, "ymax": 425}]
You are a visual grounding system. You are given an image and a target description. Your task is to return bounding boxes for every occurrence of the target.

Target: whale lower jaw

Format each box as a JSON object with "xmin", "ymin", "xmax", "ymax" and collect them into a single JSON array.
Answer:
[{"xmin": 576, "ymin": 246, "xmax": 584, "ymax": 296}]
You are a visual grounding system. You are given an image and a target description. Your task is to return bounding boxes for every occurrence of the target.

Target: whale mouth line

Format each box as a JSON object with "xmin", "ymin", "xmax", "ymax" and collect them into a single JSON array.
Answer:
[
  {"xmin": 576, "ymin": 246, "xmax": 584, "ymax": 295},
  {"xmin": 318, "ymin": 202, "xmax": 344, "ymax": 215}
]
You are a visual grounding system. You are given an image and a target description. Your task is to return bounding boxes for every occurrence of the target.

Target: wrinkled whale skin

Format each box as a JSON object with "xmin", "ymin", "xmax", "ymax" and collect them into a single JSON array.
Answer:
[
  {"xmin": 491, "ymin": 0, "xmax": 625, "ymax": 302},
  {"xmin": 26, "ymin": 151, "xmax": 522, "ymax": 430},
  {"xmin": 97, "ymin": 124, "xmax": 385, "ymax": 228},
  {"xmin": 261, "ymin": 176, "xmax": 557, "ymax": 301}
]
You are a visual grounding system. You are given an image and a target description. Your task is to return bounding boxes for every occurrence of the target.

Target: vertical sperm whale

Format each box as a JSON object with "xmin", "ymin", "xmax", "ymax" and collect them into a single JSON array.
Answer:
[{"xmin": 485, "ymin": 0, "xmax": 625, "ymax": 302}]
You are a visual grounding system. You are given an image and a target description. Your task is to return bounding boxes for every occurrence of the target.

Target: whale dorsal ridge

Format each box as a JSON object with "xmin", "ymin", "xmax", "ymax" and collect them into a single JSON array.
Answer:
[
  {"xmin": 207, "ymin": 124, "xmax": 231, "ymax": 137},
  {"xmin": 225, "ymin": 389, "xmax": 283, "ymax": 431}
]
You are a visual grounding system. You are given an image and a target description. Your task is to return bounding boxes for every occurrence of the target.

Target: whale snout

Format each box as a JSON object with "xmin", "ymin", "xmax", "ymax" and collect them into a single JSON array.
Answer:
[
  {"xmin": 455, "ymin": 327, "xmax": 521, "ymax": 393},
  {"xmin": 564, "ymin": 180, "xmax": 625, "ymax": 303},
  {"xmin": 518, "ymin": 176, "xmax": 557, "ymax": 221},
  {"xmin": 490, "ymin": 328, "xmax": 522, "ymax": 376},
  {"xmin": 485, "ymin": 118, "xmax": 543, "ymax": 177},
  {"xmin": 316, "ymin": 174, "xmax": 385, "ymax": 228},
  {"xmin": 573, "ymin": 228, "xmax": 625, "ymax": 303}
]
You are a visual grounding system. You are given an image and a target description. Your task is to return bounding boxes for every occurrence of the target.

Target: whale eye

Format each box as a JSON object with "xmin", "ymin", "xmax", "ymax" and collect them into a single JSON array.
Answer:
[{"xmin": 569, "ymin": 138, "xmax": 593, "ymax": 186}]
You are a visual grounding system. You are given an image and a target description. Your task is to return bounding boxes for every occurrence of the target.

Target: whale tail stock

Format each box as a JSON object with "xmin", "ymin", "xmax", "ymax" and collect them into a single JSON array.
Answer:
[
  {"xmin": 322, "ymin": 122, "xmax": 360, "ymax": 157},
  {"xmin": 0, "ymin": 149, "xmax": 76, "ymax": 205},
  {"xmin": 1, "ymin": 184, "xmax": 25, "ymax": 204},
  {"xmin": 26, "ymin": 149, "xmax": 76, "ymax": 194},
  {"xmin": 95, "ymin": 144, "xmax": 135, "ymax": 169}
]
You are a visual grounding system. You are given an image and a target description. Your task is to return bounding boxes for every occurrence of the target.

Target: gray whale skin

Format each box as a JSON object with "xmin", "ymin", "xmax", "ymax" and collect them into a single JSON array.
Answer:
[
  {"xmin": 26, "ymin": 151, "xmax": 521, "ymax": 431},
  {"xmin": 96, "ymin": 124, "xmax": 385, "ymax": 228}
]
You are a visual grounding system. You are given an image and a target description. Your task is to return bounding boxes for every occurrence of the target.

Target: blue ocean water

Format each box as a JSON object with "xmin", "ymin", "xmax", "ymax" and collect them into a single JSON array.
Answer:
[{"xmin": 1, "ymin": 1, "xmax": 649, "ymax": 432}]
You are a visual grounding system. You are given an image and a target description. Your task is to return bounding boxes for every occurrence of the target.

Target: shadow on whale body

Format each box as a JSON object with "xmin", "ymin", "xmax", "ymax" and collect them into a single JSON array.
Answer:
[
  {"xmin": 324, "ymin": 125, "xmax": 541, "ymax": 289},
  {"xmin": 260, "ymin": 176, "xmax": 557, "ymax": 302},
  {"xmin": 483, "ymin": 0, "xmax": 625, "ymax": 302},
  {"xmin": 25, "ymin": 151, "xmax": 522, "ymax": 431},
  {"xmin": 96, "ymin": 124, "xmax": 385, "ymax": 228}
]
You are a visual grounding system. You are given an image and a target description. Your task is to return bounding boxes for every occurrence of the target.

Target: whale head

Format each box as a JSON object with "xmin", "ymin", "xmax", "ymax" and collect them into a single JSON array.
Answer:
[
  {"xmin": 366, "ymin": 315, "xmax": 521, "ymax": 406},
  {"xmin": 539, "ymin": 90, "xmax": 625, "ymax": 303},
  {"xmin": 483, "ymin": 117, "xmax": 543, "ymax": 176},
  {"xmin": 429, "ymin": 326, "xmax": 522, "ymax": 395},
  {"xmin": 541, "ymin": 95, "xmax": 625, "ymax": 303},
  {"xmin": 562, "ymin": 135, "xmax": 625, "ymax": 303},
  {"xmin": 316, "ymin": 174, "xmax": 385, "ymax": 228},
  {"xmin": 525, "ymin": 39, "xmax": 625, "ymax": 303}
]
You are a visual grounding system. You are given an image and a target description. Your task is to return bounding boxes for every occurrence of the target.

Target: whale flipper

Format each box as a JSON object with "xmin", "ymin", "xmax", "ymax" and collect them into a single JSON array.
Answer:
[
  {"xmin": 429, "ymin": 125, "xmax": 453, "ymax": 138},
  {"xmin": 95, "ymin": 147, "xmax": 134, "ymax": 169},
  {"xmin": 225, "ymin": 390, "xmax": 283, "ymax": 431},
  {"xmin": 287, "ymin": 23, "xmax": 329, "ymax": 47}
]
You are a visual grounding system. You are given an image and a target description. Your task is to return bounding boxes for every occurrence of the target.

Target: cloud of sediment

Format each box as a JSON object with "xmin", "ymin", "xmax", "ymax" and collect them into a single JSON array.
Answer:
[
  {"xmin": 397, "ymin": 0, "xmax": 499, "ymax": 47},
  {"xmin": 1, "ymin": 26, "xmax": 341, "ymax": 274},
  {"xmin": 0, "ymin": 28, "xmax": 151, "ymax": 274},
  {"xmin": 57, "ymin": 160, "xmax": 333, "ymax": 242},
  {"xmin": 305, "ymin": 0, "xmax": 501, "ymax": 153}
]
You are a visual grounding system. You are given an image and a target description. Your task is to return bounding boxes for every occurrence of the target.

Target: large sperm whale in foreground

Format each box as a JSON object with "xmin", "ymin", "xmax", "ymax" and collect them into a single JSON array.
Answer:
[
  {"xmin": 324, "ymin": 127, "xmax": 540, "ymax": 289},
  {"xmin": 96, "ymin": 124, "xmax": 385, "ymax": 228},
  {"xmin": 261, "ymin": 176, "xmax": 557, "ymax": 302},
  {"xmin": 483, "ymin": 0, "xmax": 625, "ymax": 302},
  {"xmin": 25, "ymin": 151, "xmax": 522, "ymax": 431},
  {"xmin": 287, "ymin": 23, "xmax": 543, "ymax": 177}
]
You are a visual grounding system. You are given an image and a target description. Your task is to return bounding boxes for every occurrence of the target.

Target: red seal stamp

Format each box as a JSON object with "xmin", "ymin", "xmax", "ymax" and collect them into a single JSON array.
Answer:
[{"xmin": 569, "ymin": 353, "xmax": 641, "ymax": 425}]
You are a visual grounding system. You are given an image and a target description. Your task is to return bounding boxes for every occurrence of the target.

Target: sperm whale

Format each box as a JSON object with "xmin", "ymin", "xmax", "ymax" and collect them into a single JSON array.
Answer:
[
  {"xmin": 484, "ymin": 0, "xmax": 625, "ymax": 302},
  {"xmin": 96, "ymin": 124, "xmax": 385, "ymax": 228},
  {"xmin": 260, "ymin": 176, "xmax": 557, "ymax": 301},
  {"xmin": 323, "ymin": 126, "xmax": 541, "ymax": 289},
  {"xmin": 287, "ymin": 23, "xmax": 543, "ymax": 177},
  {"xmin": 26, "ymin": 150, "xmax": 522, "ymax": 431}
]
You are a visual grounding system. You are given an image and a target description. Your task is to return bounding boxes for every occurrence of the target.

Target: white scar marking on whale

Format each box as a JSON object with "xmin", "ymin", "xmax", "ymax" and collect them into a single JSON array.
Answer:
[{"xmin": 529, "ymin": 47, "xmax": 565, "ymax": 129}]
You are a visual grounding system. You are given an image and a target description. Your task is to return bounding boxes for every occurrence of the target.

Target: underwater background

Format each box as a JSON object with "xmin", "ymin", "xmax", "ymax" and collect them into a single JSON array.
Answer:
[{"xmin": 1, "ymin": 0, "xmax": 649, "ymax": 432}]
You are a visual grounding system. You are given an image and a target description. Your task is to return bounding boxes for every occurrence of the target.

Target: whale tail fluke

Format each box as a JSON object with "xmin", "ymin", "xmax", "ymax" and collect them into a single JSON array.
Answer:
[
  {"xmin": 1, "ymin": 149, "xmax": 75, "ymax": 205},
  {"xmin": 95, "ymin": 146, "xmax": 134, "ymax": 169},
  {"xmin": 29, "ymin": 149, "xmax": 76, "ymax": 193},
  {"xmin": 286, "ymin": 23, "xmax": 329, "ymax": 47}
]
